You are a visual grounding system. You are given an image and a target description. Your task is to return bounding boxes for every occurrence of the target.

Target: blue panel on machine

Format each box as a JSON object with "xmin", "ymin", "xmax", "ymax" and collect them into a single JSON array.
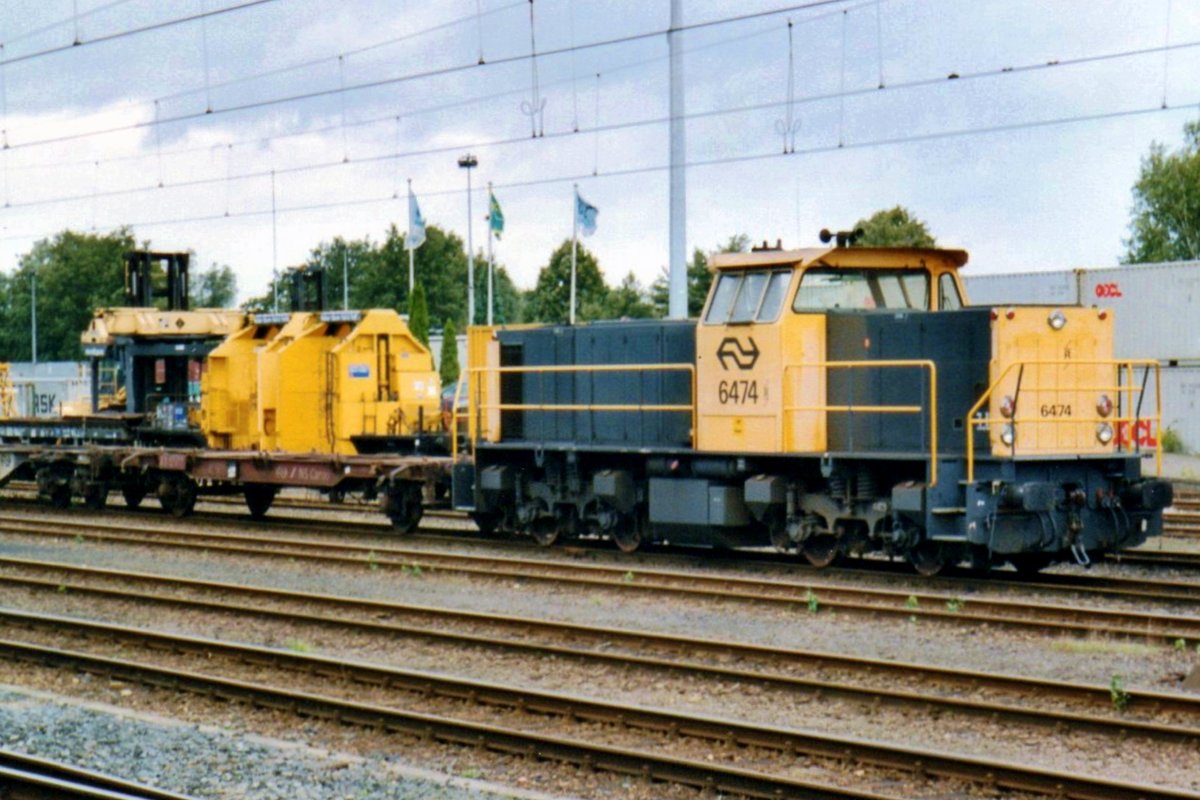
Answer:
[{"xmin": 493, "ymin": 319, "xmax": 696, "ymax": 448}]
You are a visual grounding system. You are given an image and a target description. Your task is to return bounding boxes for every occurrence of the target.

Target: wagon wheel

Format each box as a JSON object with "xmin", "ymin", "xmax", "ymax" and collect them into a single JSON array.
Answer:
[
  {"xmin": 611, "ymin": 509, "xmax": 648, "ymax": 554},
  {"xmin": 158, "ymin": 476, "xmax": 197, "ymax": 518},
  {"xmin": 384, "ymin": 482, "xmax": 424, "ymax": 533},
  {"xmin": 908, "ymin": 540, "xmax": 947, "ymax": 577},
  {"xmin": 801, "ymin": 533, "xmax": 841, "ymax": 568},
  {"xmin": 122, "ymin": 484, "xmax": 146, "ymax": 510},
  {"xmin": 244, "ymin": 485, "xmax": 278, "ymax": 520}
]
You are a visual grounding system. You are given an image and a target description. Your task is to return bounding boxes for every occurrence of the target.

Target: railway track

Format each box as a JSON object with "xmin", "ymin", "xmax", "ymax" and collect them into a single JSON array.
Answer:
[
  {"xmin": 9, "ymin": 482, "xmax": 1200, "ymax": 575},
  {"xmin": 1, "ymin": 605, "xmax": 1196, "ymax": 800},
  {"xmin": 0, "ymin": 748, "xmax": 194, "ymax": 800},
  {"xmin": 5, "ymin": 495, "xmax": 1200, "ymax": 608},
  {"xmin": 2, "ymin": 512, "xmax": 1199, "ymax": 643},
  {"xmin": 2, "ymin": 557, "xmax": 1198, "ymax": 742}
]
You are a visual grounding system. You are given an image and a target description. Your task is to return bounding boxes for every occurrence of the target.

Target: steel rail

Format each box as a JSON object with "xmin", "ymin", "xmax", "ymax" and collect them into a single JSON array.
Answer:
[
  {"xmin": 2, "ymin": 516, "xmax": 1199, "ymax": 642},
  {"xmin": 12, "ymin": 487, "xmax": 1200, "ymax": 606},
  {"xmin": 1, "ymin": 556, "xmax": 1198, "ymax": 731},
  {"xmin": 8, "ymin": 489, "xmax": 1200, "ymax": 604},
  {"xmin": 0, "ymin": 749, "xmax": 195, "ymax": 800},
  {"xmin": 1108, "ymin": 550, "xmax": 1200, "ymax": 569},
  {"xmin": 0, "ymin": 640, "xmax": 889, "ymax": 800},
  {"xmin": 0, "ymin": 623, "xmax": 1195, "ymax": 800}
]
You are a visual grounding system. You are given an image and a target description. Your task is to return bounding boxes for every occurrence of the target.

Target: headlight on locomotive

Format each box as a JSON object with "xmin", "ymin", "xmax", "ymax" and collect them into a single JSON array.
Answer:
[
  {"xmin": 1000, "ymin": 424, "xmax": 1016, "ymax": 446},
  {"xmin": 1048, "ymin": 309, "xmax": 1067, "ymax": 330},
  {"xmin": 999, "ymin": 395, "xmax": 1015, "ymax": 418},
  {"xmin": 1096, "ymin": 422, "xmax": 1114, "ymax": 445}
]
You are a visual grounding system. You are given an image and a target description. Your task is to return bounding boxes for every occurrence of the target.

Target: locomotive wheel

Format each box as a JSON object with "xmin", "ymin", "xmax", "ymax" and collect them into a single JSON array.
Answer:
[
  {"xmin": 83, "ymin": 483, "xmax": 108, "ymax": 511},
  {"xmin": 801, "ymin": 534, "xmax": 841, "ymax": 568},
  {"xmin": 966, "ymin": 545, "xmax": 992, "ymax": 575},
  {"xmin": 611, "ymin": 510, "xmax": 647, "ymax": 554},
  {"xmin": 529, "ymin": 517, "xmax": 561, "ymax": 547},
  {"xmin": 1009, "ymin": 553, "xmax": 1053, "ymax": 576},
  {"xmin": 122, "ymin": 484, "xmax": 146, "ymax": 509},
  {"xmin": 244, "ymin": 485, "xmax": 278, "ymax": 520},
  {"xmin": 47, "ymin": 484, "xmax": 71, "ymax": 510},
  {"xmin": 909, "ymin": 541, "xmax": 946, "ymax": 577},
  {"xmin": 328, "ymin": 489, "xmax": 346, "ymax": 505},
  {"xmin": 469, "ymin": 512, "xmax": 502, "ymax": 537}
]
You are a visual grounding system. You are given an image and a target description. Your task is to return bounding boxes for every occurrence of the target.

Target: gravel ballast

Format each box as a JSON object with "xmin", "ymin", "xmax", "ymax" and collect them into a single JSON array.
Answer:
[{"xmin": 0, "ymin": 683, "xmax": 548, "ymax": 800}]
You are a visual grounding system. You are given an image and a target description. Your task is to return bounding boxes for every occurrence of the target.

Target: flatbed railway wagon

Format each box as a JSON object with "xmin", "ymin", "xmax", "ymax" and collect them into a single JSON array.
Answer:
[{"xmin": 454, "ymin": 239, "xmax": 1172, "ymax": 574}]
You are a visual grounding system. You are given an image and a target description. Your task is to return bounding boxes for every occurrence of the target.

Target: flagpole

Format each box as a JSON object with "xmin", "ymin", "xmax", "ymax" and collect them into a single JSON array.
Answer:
[
  {"xmin": 570, "ymin": 184, "xmax": 578, "ymax": 325},
  {"xmin": 406, "ymin": 178, "xmax": 415, "ymax": 296},
  {"xmin": 486, "ymin": 181, "xmax": 494, "ymax": 326}
]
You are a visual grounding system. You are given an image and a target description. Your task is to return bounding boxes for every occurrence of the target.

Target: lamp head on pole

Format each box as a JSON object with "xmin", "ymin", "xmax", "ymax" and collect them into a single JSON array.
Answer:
[{"xmin": 457, "ymin": 153, "xmax": 478, "ymax": 170}]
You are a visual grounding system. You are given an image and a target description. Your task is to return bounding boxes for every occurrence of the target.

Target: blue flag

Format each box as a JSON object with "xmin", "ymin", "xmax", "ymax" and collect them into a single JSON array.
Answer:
[
  {"xmin": 407, "ymin": 190, "xmax": 426, "ymax": 250},
  {"xmin": 488, "ymin": 190, "xmax": 504, "ymax": 240},
  {"xmin": 575, "ymin": 189, "xmax": 598, "ymax": 237}
]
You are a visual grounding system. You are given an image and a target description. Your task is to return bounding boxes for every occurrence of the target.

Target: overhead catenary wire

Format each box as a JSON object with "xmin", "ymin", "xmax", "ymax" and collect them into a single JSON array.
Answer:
[
  {"xmin": 2, "ymin": 98, "xmax": 1194, "ymax": 246},
  {"xmin": 5, "ymin": 33, "xmax": 1198, "ymax": 215},
  {"xmin": 0, "ymin": 0, "xmax": 859, "ymax": 154},
  {"xmin": 0, "ymin": 0, "xmax": 279, "ymax": 69},
  {"xmin": 153, "ymin": 0, "xmax": 525, "ymax": 105},
  {"xmin": 0, "ymin": 0, "xmax": 876, "ymax": 176}
]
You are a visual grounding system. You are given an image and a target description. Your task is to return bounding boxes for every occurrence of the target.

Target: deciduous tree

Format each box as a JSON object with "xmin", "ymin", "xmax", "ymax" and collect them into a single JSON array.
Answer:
[
  {"xmin": 1124, "ymin": 120, "xmax": 1200, "ymax": 263},
  {"xmin": 852, "ymin": 207, "xmax": 936, "ymax": 248}
]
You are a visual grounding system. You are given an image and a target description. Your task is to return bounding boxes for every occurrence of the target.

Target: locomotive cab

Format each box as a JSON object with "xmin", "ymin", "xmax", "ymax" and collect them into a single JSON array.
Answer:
[{"xmin": 695, "ymin": 244, "xmax": 968, "ymax": 455}]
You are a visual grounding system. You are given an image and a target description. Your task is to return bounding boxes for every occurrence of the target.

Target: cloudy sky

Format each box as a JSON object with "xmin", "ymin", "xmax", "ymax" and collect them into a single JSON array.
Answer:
[{"xmin": 0, "ymin": 0, "xmax": 1196, "ymax": 302}]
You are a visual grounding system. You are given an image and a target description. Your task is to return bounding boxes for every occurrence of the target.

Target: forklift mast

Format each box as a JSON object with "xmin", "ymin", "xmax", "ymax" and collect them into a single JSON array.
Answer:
[{"xmin": 124, "ymin": 251, "xmax": 190, "ymax": 310}]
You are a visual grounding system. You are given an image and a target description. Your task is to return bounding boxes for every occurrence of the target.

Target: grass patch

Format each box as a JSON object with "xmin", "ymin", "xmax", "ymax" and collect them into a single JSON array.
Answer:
[
  {"xmin": 1051, "ymin": 638, "xmax": 1159, "ymax": 657},
  {"xmin": 285, "ymin": 638, "xmax": 312, "ymax": 654}
]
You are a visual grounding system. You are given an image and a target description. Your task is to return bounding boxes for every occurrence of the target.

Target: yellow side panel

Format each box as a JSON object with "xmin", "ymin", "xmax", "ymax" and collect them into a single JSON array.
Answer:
[
  {"xmin": 780, "ymin": 313, "xmax": 827, "ymax": 453},
  {"xmin": 695, "ymin": 322, "xmax": 782, "ymax": 453},
  {"xmin": 989, "ymin": 307, "xmax": 1114, "ymax": 455},
  {"xmin": 201, "ymin": 323, "xmax": 271, "ymax": 449},
  {"xmin": 467, "ymin": 326, "xmax": 503, "ymax": 444}
]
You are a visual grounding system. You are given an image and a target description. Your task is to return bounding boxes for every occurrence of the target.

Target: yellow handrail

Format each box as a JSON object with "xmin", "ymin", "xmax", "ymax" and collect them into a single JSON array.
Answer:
[
  {"xmin": 965, "ymin": 359, "xmax": 1162, "ymax": 483},
  {"xmin": 450, "ymin": 373, "xmax": 469, "ymax": 460},
  {"xmin": 783, "ymin": 359, "xmax": 939, "ymax": 487},
  {"xmin": 457, "ymin": 363, "xmax": 697, "ymax": 454}
]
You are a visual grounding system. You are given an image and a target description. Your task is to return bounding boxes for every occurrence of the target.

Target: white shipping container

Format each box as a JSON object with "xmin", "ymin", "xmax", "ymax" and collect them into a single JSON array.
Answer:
[
  {"xmin": 964, "ymin": 260, "xmax": 1200, "ymax": 363},
  {"xmin": 963, "ymin": 270, "xmax": 1078, "ymax": 306},
  {"xmin": 2, "ymin": 361, "xmax": 90, "ymax": 418},
  {"xmin": 1076, "ymin": 262, "xmax": 1200, "ymax": 362},
  {"xmin": 1159, "ymin": 362, "xmax": 1200, "ymax": 455}
]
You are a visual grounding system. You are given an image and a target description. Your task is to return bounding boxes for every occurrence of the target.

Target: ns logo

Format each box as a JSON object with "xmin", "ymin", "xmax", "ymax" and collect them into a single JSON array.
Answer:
[{"xmin": 716, "ymin": 337, "xmax": 760, "ymax": 371}]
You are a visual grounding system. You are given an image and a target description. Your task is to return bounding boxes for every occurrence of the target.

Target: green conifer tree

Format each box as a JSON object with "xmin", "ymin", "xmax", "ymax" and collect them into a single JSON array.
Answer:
[
  {"xmin": 439, "ymin": 318, "xmax": 460, "ymax": 386},
  {"xmin": 408, "ymin": 283, "xmax": 430, "ymax": 346}
]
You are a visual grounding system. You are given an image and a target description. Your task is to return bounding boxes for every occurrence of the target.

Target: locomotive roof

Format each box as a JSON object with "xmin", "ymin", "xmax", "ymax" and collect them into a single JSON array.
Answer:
[{"xmin": 708, "ymin": 246, "xmax": 969, "ymax": 271}]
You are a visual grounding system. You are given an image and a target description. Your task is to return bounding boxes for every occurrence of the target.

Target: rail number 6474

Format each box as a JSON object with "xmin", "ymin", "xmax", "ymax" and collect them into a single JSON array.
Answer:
[{"xmin": 718, "ymin": 379, "xmax": 759, "ymax": 405}]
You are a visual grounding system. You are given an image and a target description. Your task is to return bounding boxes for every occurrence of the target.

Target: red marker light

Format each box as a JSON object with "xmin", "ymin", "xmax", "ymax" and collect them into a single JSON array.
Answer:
[
  {"xmin": 990, "ymin": 309, "xmax": 999, "ymax": 321},
  {"xmin": 1098, "ymin": 310, "xmax": 1108, "ymax": 320},
  {"xmin": 1005, "ymin": 310, "xmax": 1016, "ymax": 320}
]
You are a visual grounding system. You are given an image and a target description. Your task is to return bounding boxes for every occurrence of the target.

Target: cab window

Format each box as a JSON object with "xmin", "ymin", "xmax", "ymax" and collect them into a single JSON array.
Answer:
[
  {"xmin": 792, "ymin": 268, "xmax": 929, "ymax": 311},
  {"xmin": 705, "ymin": 270, "xmax": 791, "ymax": 324},
  {"xmin": 938, "ymin": 273, "xmax": 963, "ymax": 310}
]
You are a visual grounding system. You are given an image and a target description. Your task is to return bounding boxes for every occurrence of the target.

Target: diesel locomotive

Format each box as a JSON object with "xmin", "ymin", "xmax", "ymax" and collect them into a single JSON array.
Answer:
[{"xmin": 455, "ymin": 237, "xmax": 1172, "ymax": 574}]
